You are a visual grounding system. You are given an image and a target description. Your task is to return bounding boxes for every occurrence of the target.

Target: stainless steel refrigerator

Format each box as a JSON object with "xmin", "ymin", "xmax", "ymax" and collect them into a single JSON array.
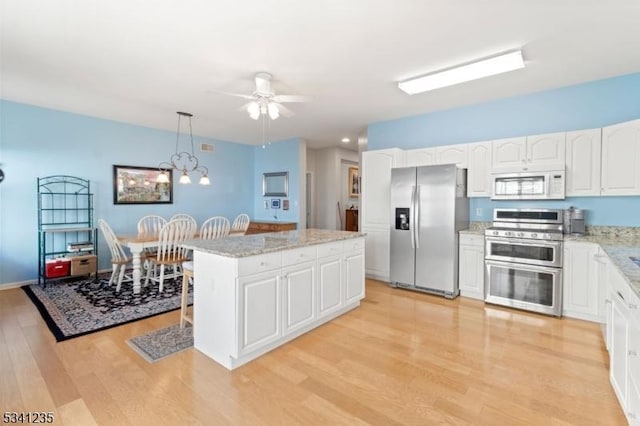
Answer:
[{"xmin": 390, "ymin": 164, "xmax": 469, "ymax": 298}]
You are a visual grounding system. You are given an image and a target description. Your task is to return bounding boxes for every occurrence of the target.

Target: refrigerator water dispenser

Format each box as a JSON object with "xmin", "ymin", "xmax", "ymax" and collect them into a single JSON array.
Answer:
[{"xmin": 395, "ymin": 208, "xmax": 410, "ymax": 230}]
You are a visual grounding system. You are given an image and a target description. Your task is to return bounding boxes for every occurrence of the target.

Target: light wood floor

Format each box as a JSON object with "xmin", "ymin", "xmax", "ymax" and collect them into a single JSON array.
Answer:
[{"xmin": 0, "ymin": 279, "xmax": 627, "ymax": 425}]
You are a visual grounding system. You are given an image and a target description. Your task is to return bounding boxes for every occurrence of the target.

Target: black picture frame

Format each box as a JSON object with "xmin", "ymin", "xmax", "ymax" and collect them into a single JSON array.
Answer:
[{"xmin": 113, "ymin": 165, "xmax": 173, "ymax": 205}]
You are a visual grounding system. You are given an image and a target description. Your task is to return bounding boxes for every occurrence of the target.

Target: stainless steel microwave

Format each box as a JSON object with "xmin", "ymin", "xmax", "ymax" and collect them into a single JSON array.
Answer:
[{"xmin": 491, "ymin": 170, "xmax": 565, "ymax": 200}]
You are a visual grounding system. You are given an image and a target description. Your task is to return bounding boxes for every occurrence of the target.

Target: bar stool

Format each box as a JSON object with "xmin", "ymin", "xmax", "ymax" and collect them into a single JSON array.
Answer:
[{"xmin": 180, "ymin": 260, "xmax": 194, "ymax": 328}]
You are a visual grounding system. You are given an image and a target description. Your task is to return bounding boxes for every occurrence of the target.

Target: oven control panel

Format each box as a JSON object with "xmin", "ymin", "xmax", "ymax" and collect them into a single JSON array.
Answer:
[{"xmin": 485, "ymin": 228, "xmax": 563, "ymax": 241}]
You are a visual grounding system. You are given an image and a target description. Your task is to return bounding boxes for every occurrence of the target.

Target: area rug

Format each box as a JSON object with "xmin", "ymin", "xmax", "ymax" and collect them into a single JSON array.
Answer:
[
  {"xmin": 22, "ymin": 273, "xmax": 192, "ymax": 342},
  {"xmin": 127, "ymin": 323, "xmax": 194, "ymax": 363}
]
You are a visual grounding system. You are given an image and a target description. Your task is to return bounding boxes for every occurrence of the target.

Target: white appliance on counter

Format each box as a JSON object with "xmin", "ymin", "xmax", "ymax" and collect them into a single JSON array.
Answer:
[
  {"xmin": 389, "ymin": 164, "xmax": 469, "ymax": 298},
  {"xmin": 491, "ymin": 169, "xmax": 565, "ymax": 200}
]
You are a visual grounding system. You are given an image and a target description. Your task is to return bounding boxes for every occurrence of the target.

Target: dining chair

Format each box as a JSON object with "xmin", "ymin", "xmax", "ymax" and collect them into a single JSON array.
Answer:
[
  {"xmin": 179, "ymin": 216, "xmax": 230, "ymax": 328},
  {"xmin": 144, "ymin": 219, "xmax": 195, "ymax": 292},
  {"xmin": 98, "ymin": 219, "xmax": 133, "ymax": 292},
  {"xmin": 200, "ymin": 216, "xmax": 231, "ymax": 240},
  {"xmin": 231, "ymin": 213, "xmax": 250, "ymax": 234},
  {"xmin": 137, "ymin": 215, "xmax": 167, "ymax": 237},
  {"xmin": 169, "ymin": 213, "xmax": 197, "ymax": 230}
]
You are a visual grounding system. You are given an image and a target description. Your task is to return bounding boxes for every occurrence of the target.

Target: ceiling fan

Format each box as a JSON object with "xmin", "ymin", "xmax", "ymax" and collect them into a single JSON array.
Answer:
[{"xmin": 227, "ymin": 72, "xmax": 308, "ymax": 120}]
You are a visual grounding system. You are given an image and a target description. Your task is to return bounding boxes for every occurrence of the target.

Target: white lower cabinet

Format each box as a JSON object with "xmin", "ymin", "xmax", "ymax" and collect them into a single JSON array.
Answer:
[
  {"xmin": 282, "ymin": 261, "xmax": 316, "ymax": 335},
  {"xmin": 193, "ymin": 237, "xmax": 365, "ymax": 370},
  {"xmin": 607, "ymin": 262, "xmax": 640, "ymax": 424},
  {"xmin": 344, "ymin": 249, "xmax": 365, "ymax": 305},
  {"xmin": 458, "ymin": 233, "xmax": 485, "ymax": 300},
  {"xmin": 362, "ymin": 225, "xmax": 390, "ymax": 281},
  {"xmin": 318, "ymin": 255, "xmax": 343, "ymax": 317},
  {"xmin": 563, "ymin": 241, "xmax": 601, "ymax": 322},
  {"xmin": 238, "ymin": 270, "xmax": 282, "ymax": 356}
]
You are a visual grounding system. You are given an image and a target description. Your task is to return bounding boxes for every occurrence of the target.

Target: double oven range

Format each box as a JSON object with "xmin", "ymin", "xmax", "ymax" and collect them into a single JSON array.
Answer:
[{"xmin": 484, "ymin": 208, "xmax": 564, "ymax": 317}]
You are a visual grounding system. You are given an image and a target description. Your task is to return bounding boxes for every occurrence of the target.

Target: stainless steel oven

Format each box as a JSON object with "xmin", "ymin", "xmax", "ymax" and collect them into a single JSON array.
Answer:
[{"xmin": 484, "ymin": 208, "xmax": 564, "ymax": 317}]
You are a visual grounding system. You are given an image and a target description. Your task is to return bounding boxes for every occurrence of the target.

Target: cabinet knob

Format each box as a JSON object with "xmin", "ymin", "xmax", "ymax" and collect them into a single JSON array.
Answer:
[
  {"xmin": 628, "ymin": 412, "xmax": 636, "ymax": 420},
  {"xmin": 629, "ymin": 350, "xmax": 638, "ymax": 357},
  {"xmin": 630, "ymin": 303, "xmax": 638, "ymax": 310}
]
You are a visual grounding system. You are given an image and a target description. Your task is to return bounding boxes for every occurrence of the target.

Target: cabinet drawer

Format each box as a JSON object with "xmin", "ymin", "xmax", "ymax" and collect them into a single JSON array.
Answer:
[
  {"xmin": 460, "ymin": 233, "xmax": 484, "ymax": 246},
  {"xmin": 317, "ymin": 241, "xmax": 343, "ymax": 258},
  {"xmin": 343, "ymin": 237, "xmax": 364, "ymax": 252},
  {"xmin": 282, "ymin": 246, "xmax": 317, "ymax": 267},
  {"xmin": 238, "ymin": 252, "xmax": 282, "ymax": 276}
]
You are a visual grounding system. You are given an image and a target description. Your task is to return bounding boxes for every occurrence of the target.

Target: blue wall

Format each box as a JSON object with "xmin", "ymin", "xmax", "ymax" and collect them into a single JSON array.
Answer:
[
  {"xmin": 0, "ymin": 100, "xmax": 262, "ymax": 285},
  {"xmin": 253, "ymin": 139, "xmax": 302, "ymax": 222},
  {"xmin": 368, "ymin": 72, "xmax": 640, "ymax": 226}
]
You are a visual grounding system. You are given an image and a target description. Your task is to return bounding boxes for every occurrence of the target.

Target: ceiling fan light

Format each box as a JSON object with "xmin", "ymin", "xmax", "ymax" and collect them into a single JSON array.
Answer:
[
  {"xmin": 247, "ymin": 102, "xmax": 260, "ymax": 120},
  {"xmin": 267, "ymin": 103, "xmax": 280, "ymax": 120}
]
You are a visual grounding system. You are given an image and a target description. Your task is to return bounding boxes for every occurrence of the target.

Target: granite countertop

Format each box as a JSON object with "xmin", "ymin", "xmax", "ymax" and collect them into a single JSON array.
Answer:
[
  {"xmin": 182, "ymin": 228, "xmax": 365, "ymax": 258},
  {"xmin": 565, "ymin": 234, "xmax": 640, "ymax": 299},
  {"xmin": 459, "ymin": 221, "xmax": 491, "ymax": 236}
]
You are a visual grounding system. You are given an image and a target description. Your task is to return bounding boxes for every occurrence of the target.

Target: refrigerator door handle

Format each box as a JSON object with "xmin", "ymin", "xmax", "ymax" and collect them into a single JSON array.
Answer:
[
  {"xmin": 415, "ymin": 185, "xmax": 420, "ymax": 248},
  {"xmin": 410, "ymin": 185, "xmax": 416, "ymax": 249}
]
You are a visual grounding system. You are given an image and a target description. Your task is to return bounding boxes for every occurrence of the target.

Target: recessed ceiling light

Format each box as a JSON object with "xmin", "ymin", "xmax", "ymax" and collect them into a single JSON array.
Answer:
[
  {"xmin": 341, "ymin": 138, "xmax": 350, "ymax": 143},
  {"xmin": 398, "ymin": 50, "xmax": 525, "ymax": 95}
]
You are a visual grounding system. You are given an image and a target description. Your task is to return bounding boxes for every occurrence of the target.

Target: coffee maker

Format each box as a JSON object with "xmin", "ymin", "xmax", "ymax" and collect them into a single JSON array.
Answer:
[{"xmin": 563, "ymin": 207, "xmax": 585, "ymax": 235}]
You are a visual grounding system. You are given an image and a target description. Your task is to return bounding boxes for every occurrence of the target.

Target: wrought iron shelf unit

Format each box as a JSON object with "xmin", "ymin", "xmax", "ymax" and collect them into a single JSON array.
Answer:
[{"xmin": 37, "ymin": 175, "xmax": 98, "ymax": 285}]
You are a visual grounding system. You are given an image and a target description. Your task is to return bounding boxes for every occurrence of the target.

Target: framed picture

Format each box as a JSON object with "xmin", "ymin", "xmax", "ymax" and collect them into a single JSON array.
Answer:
[
  {"xmin": 113, "ymin": 165, "xmax": 173, "ymax": 205},
  {"xmin": 271, "ymin": 199, "xmax": 281, "ymax": 209},
  {"xmin": 348, "ymin": 166, "xmax": 360, "ymax": 198}
]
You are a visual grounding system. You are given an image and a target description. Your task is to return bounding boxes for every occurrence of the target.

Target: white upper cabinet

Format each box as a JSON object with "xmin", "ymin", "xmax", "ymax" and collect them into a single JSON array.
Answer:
[
  {"xmin": 565, "ymin": 128, "xmax": 602, "ymax": 196},
  {"xmin": 361, "ymin": 148, "xmax": 405, "ymax": 228},
  {"xmin": 467, "ymin": 141, "xmax": 492, "ymax": 197},
  {"xmin": 526, "ymin": 132, "xmax": 566, "ymax": 169},
  {"xmin": 601, "ymin": 118, "xmax": 640, "ymax": 196},
  {"xmin": 405, "ymin": 147, "xmax": 437, "ymax": 167},
  {"xmin": 491, "ymin": 137, "xmax": 527, "ymax": 169},
  {"xmin": 492, "ymin": 133, "xmax": 565, "ymax": 171},
  {"xmin": 436, "ymin": 144, "xmax": 468, "ymax": 168}
]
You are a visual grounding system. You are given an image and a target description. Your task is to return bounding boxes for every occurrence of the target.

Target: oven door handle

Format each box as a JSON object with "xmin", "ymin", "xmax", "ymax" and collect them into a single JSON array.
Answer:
[
  {"xmin": 485, "ymin": 237, "xmax": 562, "ymax": 248},
  {"xmin": 485, "ymin": 259, "xmax": 563, "ymax": 274}
]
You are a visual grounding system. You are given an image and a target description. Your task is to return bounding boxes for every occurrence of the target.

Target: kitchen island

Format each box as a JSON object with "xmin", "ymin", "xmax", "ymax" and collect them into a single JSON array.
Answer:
[{"xmin": 182, "ymin": 229, "xmax": 365, "ymax": 370}]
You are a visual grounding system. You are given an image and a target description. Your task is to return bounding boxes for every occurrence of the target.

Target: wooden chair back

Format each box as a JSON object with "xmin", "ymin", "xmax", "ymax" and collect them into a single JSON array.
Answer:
[
  {"xmin": 98, "ymin": 219, "xmax": 129, "ymax": 263},
  {"xmin": 231, "ymin": 213, "xmax": 250, "ymax": 233},
  {"xmin": 137, "ymin": 215, "xmax": 167, "ymax": 237},
  {"xmin": 156, "ymin": 219, "xmax": 195, "ymax": 264},
  {"xmin": 200, "ymin": 216, "xmax": 231, "ymax": 240}
]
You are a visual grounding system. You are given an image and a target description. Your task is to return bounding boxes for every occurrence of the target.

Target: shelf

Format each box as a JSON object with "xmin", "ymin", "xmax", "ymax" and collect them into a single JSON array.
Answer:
[{"xmin": 38, "ymin": 175, "xmax": 98, "ymax": 285}]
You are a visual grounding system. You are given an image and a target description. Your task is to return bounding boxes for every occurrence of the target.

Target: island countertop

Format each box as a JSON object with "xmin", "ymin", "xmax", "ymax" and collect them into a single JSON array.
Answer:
[{"xmin": 182, "ymin": 228, "xmax": 365, "ymax": 258}]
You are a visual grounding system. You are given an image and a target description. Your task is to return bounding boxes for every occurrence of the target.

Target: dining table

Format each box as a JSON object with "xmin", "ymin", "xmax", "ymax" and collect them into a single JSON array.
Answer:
[{"xmin": 118, "ymin": 230, "xmax": 245, "ymax": 294}]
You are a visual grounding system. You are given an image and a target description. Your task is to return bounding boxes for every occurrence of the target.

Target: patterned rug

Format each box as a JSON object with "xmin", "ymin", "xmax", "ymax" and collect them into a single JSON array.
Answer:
[
  {"xmin": 127, "ymin": 323, "xmax": 194, "ymax": 363},
  {"xmin": 22, "ymin": 273, "xmax": 192, "ymax": 342}
]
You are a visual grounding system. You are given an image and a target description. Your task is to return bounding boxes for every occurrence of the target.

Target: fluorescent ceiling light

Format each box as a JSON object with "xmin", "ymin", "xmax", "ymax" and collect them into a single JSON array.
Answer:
[{"xmin": 398, "ymin": 50, "xmax": 525, "ymax": 95}]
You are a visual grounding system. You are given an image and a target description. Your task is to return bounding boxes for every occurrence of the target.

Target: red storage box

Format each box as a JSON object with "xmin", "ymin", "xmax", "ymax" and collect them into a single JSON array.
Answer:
[{"xmin": 45, "ymin": 258, "xmax": 71, "ymax": 278}]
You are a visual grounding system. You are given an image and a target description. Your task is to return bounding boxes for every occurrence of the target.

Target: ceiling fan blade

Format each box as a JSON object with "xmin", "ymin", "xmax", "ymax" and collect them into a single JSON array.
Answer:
[
  {"xmin": 216, "ymin": 91, "xmax": 255, "ymax": 100},
  {"xmin": 275, "ymin": 103, "xmax": 295, "ymax": 118},
  {"xmin": 272, "ymin": 94, "xmax": 310, "ymax": 103},
  {"xmin": 236, "ymin": 102, "xmax": 253, "ymax": 112}
]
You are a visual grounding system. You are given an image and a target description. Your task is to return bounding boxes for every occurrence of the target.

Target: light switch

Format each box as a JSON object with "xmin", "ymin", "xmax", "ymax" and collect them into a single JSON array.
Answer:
[{"xmin": 264, "ymin": 200, "xmax": 269, "ymax": 209}]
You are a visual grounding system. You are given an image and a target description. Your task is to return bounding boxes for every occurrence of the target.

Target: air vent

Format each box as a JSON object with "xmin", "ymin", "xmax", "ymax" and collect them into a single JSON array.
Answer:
[{"xmin": 200, "ymin": 143, "xmax": 215, "ymax": 153}]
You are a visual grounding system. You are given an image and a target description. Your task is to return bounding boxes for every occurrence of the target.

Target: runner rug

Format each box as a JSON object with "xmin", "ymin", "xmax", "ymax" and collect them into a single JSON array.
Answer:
[
  {"xmin": 22, "ymin": 273, "xmax": 191, "ymax": 342},
  {"xmin": 127, "ymin": 323, "xmax": 194, "ymax": 363}
]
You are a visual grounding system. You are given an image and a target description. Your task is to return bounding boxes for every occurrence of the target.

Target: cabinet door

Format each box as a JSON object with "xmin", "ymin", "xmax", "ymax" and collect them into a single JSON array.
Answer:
[
  {"xmin": 565, "ymin": 128, "xmax": 602, "ymax": 196},
  {"xmin": 437, "ymin": 145, "xmax": 468, "ymax": 168},
  {"xmin": 282, "ymin": 261, "xmax": 316, "ymax": 335},
  {"xmin": 406, "ymin": 147, "xmax": 437, "ymax": 167},
  {"xmin": 458, "ymin": 240, "xmax": 484, "ymax": 300},
  {"xmin": 362, "ymin": 149, "xmax": 404, "ymax": 227},
  {"xmin": 467, "ymin": 141, "xmax": 492, "ymax": 197},
  {"xmin": 602, "ymin": 119, "xmax": 640, "ymax": 196},
  {"xmin": 610, "ymin": 289, "xmax": 629, "ymax": 409},
  {"xmin": 362, "ymin": 226, "xmax": 390, "ymax": 281},
  {"xmin": 237, "ymin": 271, "xmax": 281, "ymax": 356},
  {"xmin": 562, "ymin": 242, "xmax": 600, "ymax": 321},
  {"xmin": 317, "ymin": 255, "xmax": 343, "ymax": 318},
  {"xmin": 526, "ymin": 132, "xmax": 566, "ymax": 168},
  {"xmin": 344, "ymin": 250, "xmax": 365, "ymax": 305},
  {"xmin": 492, "ymin": 137, "xmax": 527, "ymax": 169}
]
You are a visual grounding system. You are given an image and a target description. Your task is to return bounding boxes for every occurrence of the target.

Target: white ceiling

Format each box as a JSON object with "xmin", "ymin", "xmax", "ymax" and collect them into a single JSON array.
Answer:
[{"xmin": 2, "ymin": 1, "xmax": 640, "ymax": 150}]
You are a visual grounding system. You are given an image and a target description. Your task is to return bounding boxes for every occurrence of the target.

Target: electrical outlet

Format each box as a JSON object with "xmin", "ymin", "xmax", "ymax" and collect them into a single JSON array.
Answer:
[{"xmin": 476, "ymin": 208, "xmax": 483, "ymax": 216}]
